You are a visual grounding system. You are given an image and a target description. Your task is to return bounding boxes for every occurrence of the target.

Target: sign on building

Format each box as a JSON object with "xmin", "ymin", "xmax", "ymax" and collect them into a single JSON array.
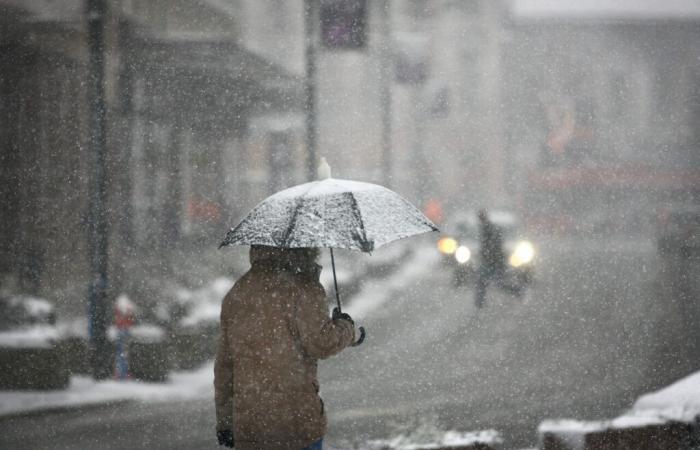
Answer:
[{"xmin": 320, "ymin": 0, "xmax": 367, "ymax": 50}]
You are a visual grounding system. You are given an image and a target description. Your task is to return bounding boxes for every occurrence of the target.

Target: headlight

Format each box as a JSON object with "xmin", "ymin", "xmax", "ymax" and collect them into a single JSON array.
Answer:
[
  {"xmin": 438, "ymin": 237, "xmax": 458, "ymax": 255},
  {"xmin": 509, "ymin": 241, "xmax": 535, "ymax": 267},
  {"xmin": 455, "ymin": 245, "xmax": 471, "ymax": 264}
]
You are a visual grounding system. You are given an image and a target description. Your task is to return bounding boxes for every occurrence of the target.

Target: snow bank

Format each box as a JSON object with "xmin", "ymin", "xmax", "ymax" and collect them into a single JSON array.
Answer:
[
  {"xmin": 12, "ymin": 296, "xmax": 53, "ymax": 317},
  {"xmin": 632, "ymin": 370, "xmax": 700, "ymax": 423},
  {"xmin": 0, "ymin": 326, "xmax": 60, "ymax": 349},
  {"xmin": 0, "ymin": 362, "xmax": 215, "ymax": 417},
  {"xmin": 320, "ymin": 265, "xmax": 353, "ymax": 292},
  {"xmin": 369, "ymin": 429, "xmax": 502, "ymax": 450},
  {"xmin": 176, "ymin": 277, "xmax": 234, "ymax": 328},
  {"xmin": 106, "ymin": 324, "xmax": 166, "ymax": 344},
  {"xmin": 347, "ymin": 243, "xmax": 439, "ymax": 320},
  {"xmin": 538, "ymin": 413, "xmax": 675, "ymax": 435},
  {"xmin": 511, "ymin": 0, "xmax": 700, "ymax": 20}
]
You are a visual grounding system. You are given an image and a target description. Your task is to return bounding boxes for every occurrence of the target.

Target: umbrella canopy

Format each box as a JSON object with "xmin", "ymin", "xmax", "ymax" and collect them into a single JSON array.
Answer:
[{"xmin": 220, "ymin": 178, "xmax": 438, "ymax": 252}]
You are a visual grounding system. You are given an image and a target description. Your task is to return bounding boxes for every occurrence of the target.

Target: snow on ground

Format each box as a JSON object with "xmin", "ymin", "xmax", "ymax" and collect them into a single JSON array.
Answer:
[
  {"xmin": 367, "ymin": 429, "xmax": 502, "ymax": 450},
  {"xmin": 0, "ymin": 326, "xmax": 60, "ymax": 349},
  {"xmin": 106, "ymin": 324, "xmax": 166, "ymax": 343},
  {"xmin": 0, "ymin": 363, "xmax": 214, "ymax": 418},
  {"xmin": 345, "ymin": 243, "xmax": 438, "ymax": 320},
  {"xmin": 176, "ymin": 277, "xmax": 233, "ymax": 328}
]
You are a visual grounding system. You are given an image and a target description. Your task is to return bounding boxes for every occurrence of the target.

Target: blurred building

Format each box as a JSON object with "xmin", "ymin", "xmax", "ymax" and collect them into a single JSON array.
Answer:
[
  {"xmin": 231, "ymin": 0, "xmax": 510, "ymax": 211},
  {"xmin": 0, "ymin": 0, "xmax": 302, "ymax": 307},
  {"xmin": 503, "ymin": 0, "xmax": 700, "ymax": 234},
  {"xmin": 390, "ymin": 0, "xmax": 508, "ymax": 209},
  {"xmin": 2, "ymin": 0, "xmax": 700, "ymax": 310}
]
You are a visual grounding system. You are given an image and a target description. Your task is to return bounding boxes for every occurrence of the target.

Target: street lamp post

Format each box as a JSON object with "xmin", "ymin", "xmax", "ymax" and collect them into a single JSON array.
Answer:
[
  {"xmin": 86, "ymin": 0, "xmax": 111, "ymax": 380},
  {"xmin": 305, "ymin": 0, "xmax": 318, "ymax": 182},
  {"xmin": 379, "ymin": 0, "xmax": 393, "ymax": 187}
]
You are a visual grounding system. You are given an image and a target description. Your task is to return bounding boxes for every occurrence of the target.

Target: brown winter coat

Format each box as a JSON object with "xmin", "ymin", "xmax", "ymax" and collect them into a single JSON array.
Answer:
[{"xmin": 214, "ymin": 246, "xmax": 355, "ymax": 450}]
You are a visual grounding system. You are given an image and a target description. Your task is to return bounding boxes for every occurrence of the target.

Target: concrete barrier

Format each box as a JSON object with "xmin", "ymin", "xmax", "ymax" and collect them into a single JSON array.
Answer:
[
  {"xmin": 0, "ymin": 346, "xmax": 70, "ymax": 390},
  {"xmin": 169, "ymin": 324, "xmax": 218, "ymax": 370},
  {"xmin": 585, "ymin": 421, "xmax": 693, "ymax": 449}
]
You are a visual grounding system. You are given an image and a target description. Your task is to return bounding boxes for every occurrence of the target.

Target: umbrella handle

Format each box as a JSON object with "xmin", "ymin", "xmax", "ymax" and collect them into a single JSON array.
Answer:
[
  {"xmin": 329, "ymin": 248, "xmax": 365, "ymax": 347},
  {"xmin": 351, "ymin": 326, "xmax": 366, "ymax": 347}
]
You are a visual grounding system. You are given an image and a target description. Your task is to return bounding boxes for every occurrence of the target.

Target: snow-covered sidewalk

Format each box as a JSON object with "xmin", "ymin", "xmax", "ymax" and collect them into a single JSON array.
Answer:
[
  {"xmin": 0, "ymin": 245, "xmax": 427, "ymax": 420},
  {"xmin": 0, "ymin": 363, "xmax": 214, "ymax": 418}
]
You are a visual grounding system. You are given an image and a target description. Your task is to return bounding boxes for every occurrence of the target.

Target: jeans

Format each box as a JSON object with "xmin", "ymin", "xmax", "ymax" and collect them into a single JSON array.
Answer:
[
  {"xmin": 301, "ymin": 439, "xmax": 323, "ymax": 450},
  {"xmin": 114, "ymin": 329, "xmax": 130, "ymax": 379}
]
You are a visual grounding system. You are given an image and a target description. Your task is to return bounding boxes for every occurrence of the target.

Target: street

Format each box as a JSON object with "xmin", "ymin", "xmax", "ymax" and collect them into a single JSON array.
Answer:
[{"xmin": 0, "ymin": 236, "xmax": 696, "ymax": 449}]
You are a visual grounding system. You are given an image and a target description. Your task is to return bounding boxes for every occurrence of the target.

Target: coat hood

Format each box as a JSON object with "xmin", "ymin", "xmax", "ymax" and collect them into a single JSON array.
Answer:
[{"xmin": 249, "ymin": 246, "xmax": 321, "ymax": 279}]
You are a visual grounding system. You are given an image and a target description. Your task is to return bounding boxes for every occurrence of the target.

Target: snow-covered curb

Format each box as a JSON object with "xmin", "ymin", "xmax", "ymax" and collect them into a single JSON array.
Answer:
[{"xmin": 0, "ymin": 363, "xmax": 214, "ymax": 418}]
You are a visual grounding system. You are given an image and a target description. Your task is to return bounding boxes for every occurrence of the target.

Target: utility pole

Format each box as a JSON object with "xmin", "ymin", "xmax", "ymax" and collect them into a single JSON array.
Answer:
[
  {"xmin": 411, "ymin": 86, "xmax": 427, "ymax": 204},
  {"xmin": 86, "ymin": 0, "xmax": 111, "ymax": 380},
  {"xmin": 304, "ymin": 0, "xmax": 318, "ymax": 181},
  {"xmin": 379, "ymin": 0, "xmax": 393, "ymax": 187}
]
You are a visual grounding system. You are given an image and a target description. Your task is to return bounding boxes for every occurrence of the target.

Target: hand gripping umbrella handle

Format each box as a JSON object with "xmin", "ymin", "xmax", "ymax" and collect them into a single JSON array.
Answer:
[{"xmin": 351, "ymin": 326, "xmax": 366, "ymax": 347}]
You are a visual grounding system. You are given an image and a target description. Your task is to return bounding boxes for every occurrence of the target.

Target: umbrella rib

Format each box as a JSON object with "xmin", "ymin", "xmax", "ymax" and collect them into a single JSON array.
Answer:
[
  {"xmin": 345, "ymin": 192, "xmax": 372, "ymax": 252},
  {"xmin": 399, "ymin": 196, "xmax": 439, "ymax": 231},
  {"xmin": 281, "ymin": 197, "xmax": 304, "ymax": 247},
  {"xmin": 219, "ymin": 213, "xmax": 248, "ymax": 248},
  {"xmin": 280, "ymin": 181, "xmax": 324, "ymax": 247}
]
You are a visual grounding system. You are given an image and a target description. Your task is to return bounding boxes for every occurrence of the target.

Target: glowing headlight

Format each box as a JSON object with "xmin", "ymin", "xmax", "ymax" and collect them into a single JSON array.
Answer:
[
  {"xmin": 438, "ymin": 237, "xmax": 458, "ymax": 255},
  {"xmin": 509, "ymin": 241, "xmax": 535, "ymax": 267},
  {"xmin": 455, "ymin": 246, "xmax": 471, "ymax": 264}
]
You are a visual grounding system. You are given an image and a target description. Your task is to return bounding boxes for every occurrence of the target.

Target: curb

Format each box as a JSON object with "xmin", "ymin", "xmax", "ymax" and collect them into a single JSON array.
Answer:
[{"xmin": 0, "ymin": 398, "xmax": 133, "ymax": 421}]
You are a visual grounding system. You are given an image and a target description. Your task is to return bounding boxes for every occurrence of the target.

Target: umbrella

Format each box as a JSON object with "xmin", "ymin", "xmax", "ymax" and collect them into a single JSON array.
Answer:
[{"xmin": 220, "ymin": 161, "xmax": 438, "ymax": 345}]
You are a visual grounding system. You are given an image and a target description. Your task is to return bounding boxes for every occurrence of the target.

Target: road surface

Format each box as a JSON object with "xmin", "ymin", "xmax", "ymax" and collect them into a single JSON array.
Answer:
[{"xmin": 1, "ymin": 236, "xmax": 696, "ymax": 449}]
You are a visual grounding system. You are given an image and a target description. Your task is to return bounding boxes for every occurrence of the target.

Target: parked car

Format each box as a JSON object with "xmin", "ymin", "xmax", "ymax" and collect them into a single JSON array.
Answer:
[
  {"xmin": 108, "ymin": 322, "xmax": 169, "ymax": 382},
  {"xmin": 58, "ymin": 315, "xmax": 170, "ymax": 382},
  {"xmin": 165, "ymin": 278, "xmax": 233, "ymax": 370},
  {"xmin": 437, "ymin": 211, "xmax": 536, "ymax": 294},
  {"xmin": 0, "ymin": 295, "xmax": 70, "ymax": 390}
]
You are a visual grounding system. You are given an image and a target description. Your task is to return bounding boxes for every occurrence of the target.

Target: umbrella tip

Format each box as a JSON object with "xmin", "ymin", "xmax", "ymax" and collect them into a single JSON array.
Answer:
[{"xmin": 318, "ymin": 157, "xmax": 331, "ymax": 180}]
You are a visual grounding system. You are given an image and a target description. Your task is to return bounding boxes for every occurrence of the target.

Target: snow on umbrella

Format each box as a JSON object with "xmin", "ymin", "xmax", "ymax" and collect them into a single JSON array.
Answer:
[
  {"xmin": 219, "ymin": 160, "xmax": 438, "ymax": 346},
  {"xmin": 219, "ymin": 178, "xmax": 437, "ymax": 252}
]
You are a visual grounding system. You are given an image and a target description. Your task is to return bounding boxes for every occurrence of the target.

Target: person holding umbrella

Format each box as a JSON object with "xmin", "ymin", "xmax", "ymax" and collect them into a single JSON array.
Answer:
[
  {"xmin": 214, "ymin": 245, "xmax": 355, "ymax": 450},
  {"xmin": 215, "ymin": 159, "xmax": 437, "ymax": 448}
]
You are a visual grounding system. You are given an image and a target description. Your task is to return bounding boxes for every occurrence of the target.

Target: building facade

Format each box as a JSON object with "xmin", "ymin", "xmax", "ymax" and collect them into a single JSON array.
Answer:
[{"xmin": 0, "ymin": 0, "xmax": 302, "ymax": 312}]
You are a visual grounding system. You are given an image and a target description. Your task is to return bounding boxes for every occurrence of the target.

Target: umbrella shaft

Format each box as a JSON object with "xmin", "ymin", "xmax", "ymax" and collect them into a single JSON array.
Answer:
[{"xmin": 330, "ymin": 248, "xmax": 342, "ymax": 312}]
